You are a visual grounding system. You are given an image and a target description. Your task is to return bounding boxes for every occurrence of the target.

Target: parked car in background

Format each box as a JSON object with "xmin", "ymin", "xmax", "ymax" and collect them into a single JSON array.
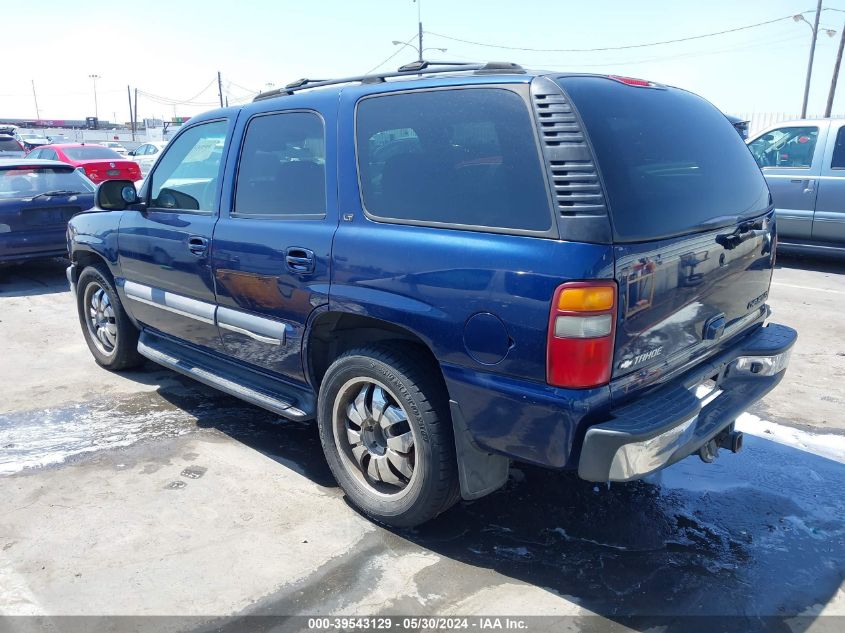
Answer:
[
  {"xmin": 66, "ymin": 63, "xmax": 796, "ymax": 528},
  {"xmin": 15, "ymin": 132, "xmax": 51, "ymax": 153},
  {"xmin": 128, "ymin": 141, "xmax": 168, "ymax": 176},
  {"xmin": 726, "ymin": 114, "xmax": 749, "ymax": 140},
  {"xmin": 0, "ymin": 135, "xmax": 26, "ymax": 158},
  {"xmin": 0, "ymin": 159, "xmax": 95, "ymax": 263},
  {"xmin": 104, "ymin": 142, "xmax": 128, "ymax": 156},
  {"xmin": 748, "ymin": 118, "xmax": 845, "ymax": 254},
  {"xmin": 27, "ymin": 144, "xmax": 141, "ymax": 184}
]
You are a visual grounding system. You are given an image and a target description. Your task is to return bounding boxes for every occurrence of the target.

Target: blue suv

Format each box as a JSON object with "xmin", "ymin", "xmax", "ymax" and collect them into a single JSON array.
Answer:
[{"xmin": 67, "ymin": 62, "xmax": 796, "ymax": 527}]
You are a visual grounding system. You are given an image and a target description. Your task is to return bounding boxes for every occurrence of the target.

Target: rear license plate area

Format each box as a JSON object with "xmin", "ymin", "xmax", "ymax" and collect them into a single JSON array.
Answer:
[
  {"xmin": 24, "ymin": 207, "xmax": 79, "ymax": 226},
  {"xmin": 106, "ymin": 169, "xmax": 120, "ymax": 176}
]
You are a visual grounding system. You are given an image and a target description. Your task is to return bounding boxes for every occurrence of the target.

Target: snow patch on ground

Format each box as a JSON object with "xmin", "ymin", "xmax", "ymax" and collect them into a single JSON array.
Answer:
[{"xmin": 736, "ymin": 412, "xmax": 845, "ymax": 465}]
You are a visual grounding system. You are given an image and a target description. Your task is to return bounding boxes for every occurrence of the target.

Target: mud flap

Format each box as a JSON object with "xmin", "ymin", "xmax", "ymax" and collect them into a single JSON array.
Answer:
[{"xmin": 449, "ymin": 400, "xmax": 510, "ymax": 500}]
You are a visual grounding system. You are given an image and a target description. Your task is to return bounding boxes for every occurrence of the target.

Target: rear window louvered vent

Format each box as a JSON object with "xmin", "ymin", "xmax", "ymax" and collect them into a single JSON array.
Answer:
[{"xmin": 531, "ymin": 83, "xmax": 607, "ymax": 218}]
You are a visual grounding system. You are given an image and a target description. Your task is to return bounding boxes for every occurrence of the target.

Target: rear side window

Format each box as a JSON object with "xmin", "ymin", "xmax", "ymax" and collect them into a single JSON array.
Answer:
[
  {"xmin": 558, "ymin": 77, "xmax": 770, "ymax": 242},
  {"xmin": 235, "ymin": 111, "xmax": 326, "ymax": 217},
  {"xmin": 356, "ymin": 88, "xmax": 552, "ymax": 232}
]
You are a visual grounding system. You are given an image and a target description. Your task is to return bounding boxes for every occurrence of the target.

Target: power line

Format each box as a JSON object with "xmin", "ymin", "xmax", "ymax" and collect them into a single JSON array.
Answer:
[
  {"xmin": 426, "ymin": 10, "xmax": 824, "ymax": 53},
  {"xmin": 555, "ymin": 32, "xmax": 811, "ymax": 69},
  {"xmin": 228, "ymin": 80, "xmax": 258, "ymax": 94},
  {"xmin": 137, "ymin": 78, "xmax": 218, "ymax": 106},
  {"xmin": 365, "ymin": 33, "xmax": 419, "ymax": 74}
]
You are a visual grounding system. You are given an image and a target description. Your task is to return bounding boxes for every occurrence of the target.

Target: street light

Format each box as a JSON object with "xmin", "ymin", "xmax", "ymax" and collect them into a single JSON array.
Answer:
[
  {"xmin": 391, "ymin": 40, "xmax": 447, "ymax": 57},
  {"xmin": 88, "ymin": 74, "xmax": 101, "ymax": 119},
  {"xmin": 794, "ymin": 7, "xmax": 837, "ymax": 118}
]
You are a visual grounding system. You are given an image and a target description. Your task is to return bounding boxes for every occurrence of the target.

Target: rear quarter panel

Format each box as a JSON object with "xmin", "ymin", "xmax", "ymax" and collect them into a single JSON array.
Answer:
[{"xmin": 331, "ymin": 82, "xmax": 616, "ymax": 468}]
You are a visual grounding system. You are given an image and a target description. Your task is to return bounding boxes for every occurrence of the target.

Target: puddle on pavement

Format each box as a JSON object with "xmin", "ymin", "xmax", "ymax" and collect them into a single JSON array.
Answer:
[
  {"xmin": 402, "ymin": 423, "xmax": 845, "ymax": 621},
  {"xmin": 0, "ymin": 388, "xmax": 286, "ymax": 476},
  {"xmin": 0, "ymin": 385, "xmax": 336, "ymax": 485}
]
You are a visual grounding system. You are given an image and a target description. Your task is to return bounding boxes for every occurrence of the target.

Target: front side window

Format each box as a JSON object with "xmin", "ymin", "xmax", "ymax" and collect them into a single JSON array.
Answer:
[
  {"xmin": 748, "ymin": 126, "xmax": 819, "ymax": 168},
  {"xmin": 234, "ymin": 111, "xmax": 326, "ymax": 217},
  {"xmin": 149, "ymin": 120, "xmax": 228, "ymax": 212},
  {"xmin": 831, "ymin": 126, "xmax": 845, "ymax": 169},
  {"xmin": 356, "ymin": 88, "xmax": 552, "ymax": 232}
]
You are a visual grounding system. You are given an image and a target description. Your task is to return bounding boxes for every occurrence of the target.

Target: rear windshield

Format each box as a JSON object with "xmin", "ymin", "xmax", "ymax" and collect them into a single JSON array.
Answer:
[
  {"xmin": 0, "ymin": 167, "xmax": 95, "ymax": 198},
  {"xmin": 0, "ymin": 138, "xmax": 21, "ymax": 151},
  {"xmin": 557, "ymin": 77, "xmax": 770, "ymax": 242},
  {"xmin": 63, "ymin": 146, "xmax": 122, "ymax": 160}
]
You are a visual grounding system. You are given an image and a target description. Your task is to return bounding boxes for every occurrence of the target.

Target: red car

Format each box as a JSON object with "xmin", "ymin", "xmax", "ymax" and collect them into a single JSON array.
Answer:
[{"xmin": 26, "ymin": 144, "xmax": 141, "ymax": 184}]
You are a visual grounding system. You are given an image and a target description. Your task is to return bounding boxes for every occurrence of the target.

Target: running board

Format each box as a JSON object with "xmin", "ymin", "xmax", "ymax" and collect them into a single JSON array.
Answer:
[{"xmin": 138, "ymin": 332, "xmax": 314, "ymax": 421}]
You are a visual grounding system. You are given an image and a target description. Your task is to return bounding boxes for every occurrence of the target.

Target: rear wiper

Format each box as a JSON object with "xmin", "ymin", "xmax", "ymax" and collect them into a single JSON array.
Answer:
[
  {"xmin": 716, "ymin": 220, "xmax": 768, "ymax": 250},
  {"xmin": 30, "ymin": 190, "xmax": 84, "ymax": 200}
]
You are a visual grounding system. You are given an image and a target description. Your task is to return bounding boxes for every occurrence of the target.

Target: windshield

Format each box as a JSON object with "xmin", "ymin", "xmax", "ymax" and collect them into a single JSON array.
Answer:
[
  {"xmin": 557, "ymin": 77, "xmax": 770, "ymax": 242},
  {"xmin": 63, "ymin": 147, "xmax": 122, "ymax": 160},
  {"xmin": 0, "ymin": 167, "xmax": 95, "ymax": 198},
  {"xmin": 0, "ymin": 139, "xmax": 22, "ymax": 151}
]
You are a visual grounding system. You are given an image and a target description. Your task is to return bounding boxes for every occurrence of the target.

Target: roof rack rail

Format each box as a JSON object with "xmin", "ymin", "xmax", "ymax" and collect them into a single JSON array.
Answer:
[{"xmin": 254, "ymin": 60, "xmax": 524, "ymax": 101}]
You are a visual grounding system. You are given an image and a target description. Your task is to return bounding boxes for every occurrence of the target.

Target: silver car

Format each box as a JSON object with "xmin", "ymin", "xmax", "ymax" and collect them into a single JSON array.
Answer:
[
  {"xmin": 127, "ymin": 141, "xmax": 168, "ymax": 177},
  {"xmin": 748, "ymin": 119, "xmax": 845, "ymax": 254}
]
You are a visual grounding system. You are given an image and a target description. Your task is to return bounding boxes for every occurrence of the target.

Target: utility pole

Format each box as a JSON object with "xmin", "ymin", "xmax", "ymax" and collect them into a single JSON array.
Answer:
[
  {"xmin": 415, "ymin": 0, "xmax": 423, "ymax": 61},
  {"xmin": 134, "ymin": 87, "xmax": 139, "ymax": 135},
  {"xmin": 825, "ymin": 24, "xmax": 845, "ymax": 117},
  {"xmin": 88, "ymin": 74, "xmax": 101, "ymax": 119},
  {"xmin": 801, "ymin": 0, "xmax": 823, "ymax": 118},
  {"xmin": 31, "ymin": 80, "xmax": 40, "ymax": 121},
  {"xmin": 217, "ymin": 71, "xmax": 224, "ymax": 107},
  {"xmin": 127, "ymin": 85, "xmax": 135, "ymax": 141}
]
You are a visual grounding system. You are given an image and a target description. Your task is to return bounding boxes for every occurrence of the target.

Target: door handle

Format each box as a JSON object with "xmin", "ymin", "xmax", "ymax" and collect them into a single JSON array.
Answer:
[
  {"xmin": 285, "ymin": 247, "xmax": 315, "ymax": 273},
  {"xmin": 790, "ymin": 178, "xmax": 817, "ymax": 193},
  {"xmin": 188, "ymin": 235, "xmax": 209, "ymax": 256}
]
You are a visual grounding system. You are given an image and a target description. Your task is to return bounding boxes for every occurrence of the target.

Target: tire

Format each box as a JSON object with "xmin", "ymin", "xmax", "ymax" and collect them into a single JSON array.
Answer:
[
  {"xmin": 76, "ymin": 264, "xmax": 144, "ymax": 371},
  {"xmin": 317, "ymin": 343, "xmax": 459, "ymax": 528}
]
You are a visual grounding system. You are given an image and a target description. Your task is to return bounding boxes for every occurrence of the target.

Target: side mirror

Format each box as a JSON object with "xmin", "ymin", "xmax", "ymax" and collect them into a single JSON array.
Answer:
[
  {"xmin": 127, "ymin": 150, "xmax": 136, "ymax": 156},
  {"xmin": 97, "ymin": 180, "xmax": 139, "ymax": 211}
]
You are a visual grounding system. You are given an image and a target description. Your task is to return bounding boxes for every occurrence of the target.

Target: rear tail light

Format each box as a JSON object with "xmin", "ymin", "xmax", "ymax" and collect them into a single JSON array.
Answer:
[{"xmin": 546, "ymin": 281, "xmax": 617, "ymax": 389}]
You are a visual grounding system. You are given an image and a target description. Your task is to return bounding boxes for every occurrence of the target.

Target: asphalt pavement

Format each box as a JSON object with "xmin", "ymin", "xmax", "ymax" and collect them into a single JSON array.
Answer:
[{"xmin": 0, "ymin": 255, "xmax": 843, "ymax": 632}]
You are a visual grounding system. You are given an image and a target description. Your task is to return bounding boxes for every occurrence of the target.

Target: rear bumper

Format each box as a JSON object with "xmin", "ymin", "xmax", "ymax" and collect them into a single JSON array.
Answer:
[{"xmin": 578, "ymin": 322, "xmax": 797, "ymax": 481}]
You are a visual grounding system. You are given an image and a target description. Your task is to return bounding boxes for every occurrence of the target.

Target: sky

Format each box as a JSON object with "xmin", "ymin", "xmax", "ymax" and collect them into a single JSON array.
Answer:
[{"xmin": 4, "ymin": 0, "xmax": 845, "ymax": 123}]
